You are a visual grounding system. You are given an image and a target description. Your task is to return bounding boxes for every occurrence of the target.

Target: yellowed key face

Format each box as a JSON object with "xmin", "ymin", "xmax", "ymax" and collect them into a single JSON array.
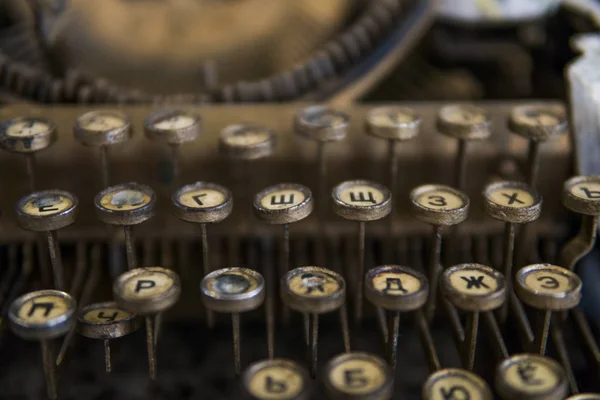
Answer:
[
  {"xmin": 288, "ymin": 269, "xmax": 343, "ymax": 299},
  {"xmin": 80, "ymin": 114, "xmax": 126, "ymax": 131},
  {"xmin": 503, "ymin": 359, "xmax": 559, "ymax": 395},
  {"xmin": 122, "ymin": 270, "xmax": 176, "ymax": 301},
  {"xmin": 427, "ymin": 369, "xmax": 491, "ymax": 400},
  {"xmin": 369, "ymin": 109, "xmax": 416, "ymax": 127},
  {"xmin": 570, "ymin": 182, "xmax": 600, "ymax": 201},
  {"xmin": 153, "ymin": 114, "xmax": 196, "ymax": 131},
  {"xmin": 416, "ymin": 189, "xmax": 466, "ymax": 211},
  {"xmin": 100, "ymin": 189, "xmax": 152, "ymax": 211},
  {"xmin": 82, "ymin": 307, "xmax": 133, "ymax": 324},
  {"xmin": 329, "ymin": 358, "xmax": 387, "ymax": 395},
  {"xmin": 223, "ymin": 127, "xmax": 270, "ymax": 147},
  {"xmin": 6, "ymin": 120, "xmax": 51, "ymax": 137},
  {"xmin": 523, "ymin": 269, "xmax": 575, "ymax": 295},
  {"xmin": 178, "ymin": 189, "xmax": 226, "ymax": 209},
  {"xmin": 247, "ymin": 365, "xmax": 305, "ymax": 399},
  {"xmin": 487, "ymin": 188, "xmax": 535, "ymax": 209},
  {"xmin": 16, "ymin": 294, "xmax": 70, "ymax": 323},
  {"xmin": 260, "ymin": 190, "xmax": 305, "ymax": 211},
  {"xmin": 448, "ymin": 268, "xmax": 499, "ymax": 296},
  {"xmin": 439, "ymin": 105, "xmax": 487, "ymax": 126},
  {"xmin": 338, "ymin": 185, "xmax": 385, "ymax": 207},
  {"xmin": 372, "ymin": 272, "xmax": 421, "ymax": 296},
  {"xmin": 21, "ymin": 194, "xmax": 73, "ymax": 217}
]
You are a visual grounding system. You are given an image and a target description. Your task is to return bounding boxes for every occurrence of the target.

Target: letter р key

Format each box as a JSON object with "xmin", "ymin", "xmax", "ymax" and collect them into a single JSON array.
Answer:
[
  {"xmin": 242, "ymin": 358, "xmax": 311, "ymax": 400},
  {"xmin": 113, "ymin": 266, "xmax": 181, "ymax": 380},
  {"xmin": 9, "ymin": 290, "xmax": 76, "ymax": 399},
  {"xmin": 422, "ymin": 368, "xmax": 492, "ymax": 400},
  {"xmin": 495, "ymin": 353, "xmax": 568, "ymax": 400},
  {"xmin": 323, "ymin": 352, "xmax": 394, "ymax": 400}
]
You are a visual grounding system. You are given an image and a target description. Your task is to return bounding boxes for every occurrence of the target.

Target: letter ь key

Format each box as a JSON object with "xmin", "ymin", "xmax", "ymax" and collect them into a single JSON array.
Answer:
[
  {"xmin": 9, "ymin": 290, "xmax": 76, "ymax": 399},
  {"xmin": 441, "ymin": 264, "xmax": 507, "ymax": 371},
  {"xmin": 323, "ymin": 352, "xmax": 393, "ymax": 400},
  {"xmin": 242, "ymin": 359, "xmax": 311, "ymax": 400},
  {"xmin": 113, "ymin": 267, "xmax": 181, "ymax": 379}
]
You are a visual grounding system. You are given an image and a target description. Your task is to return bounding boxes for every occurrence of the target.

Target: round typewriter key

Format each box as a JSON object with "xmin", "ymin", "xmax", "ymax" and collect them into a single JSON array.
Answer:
[
  {"xmin": 508, "ymin": 104, "xmax": 568, "ymax": 187},
  {"xmin": 410, "ymin": 184, "xmax": 469, "ymax": 321},
  {"xmin": 201, "ymin": 267, "xmax": 265, "ymax": 375},
  {"xmin": 442, "ymin": 263, "xmax": 506, "ymax": 370},
  {"xmin": 173, "ymin": 181, "xmax": 233, "ymax": 327},
  {"xmin": 437, "ymin": 104, "xmax": 491, "ymax": 190},
  {"xmin": 560, "ymin": 175, "xmax": 600, "ymax": 271},
  {"xmin": 323, "ymin": 352, "xmax": 393, "ymax": 400},
  {"xmin": 515, "ymin": 264, "xmax": 582, "ymax": 355},
  {"xmin": 243, "ymin": 358, "xmax": 311, "ymax": 400},
  {"xmin": 144, "ymin": 109, "xmax": 202, "ymax": 180},
  {"xmin": 567, "ymin": 395, "xmax": 600, "ymax": 400},
  {"xmin": 0, "ymin": 117, "xmax": 57, "ymax": 191},
  {"xmin": 365, "ymin": 265, "xmax": 428, "ymax": 369},
  {"xmin": 332, "ymin": 180, "xmax": 391, "ymax": 323},
  {"xmin": 95, "ymin": 182, "xmax": 156, "ymax": 270},
  {"xmin": 281, "ymin": 266, "xmax": 348, "ymax": 377},
  {"xmin": 422, "ymin": 368, "xmax": 493, "ymax": 400},
  {"xmin": 74, "ymin": 110, "xmax": 132, "ymax": 186},
  {"xmin": 78, "ymin": 301, "xmax": 141, "ymax": 372},
  {"xmin": 16, "ymin": 190, "xmax": 78, "ymax": 290},
  {"xmin": 495, "ymin": 353, "xmax": 568, "ymax": 400},
  {"xmin": 9, "ymin": 290, "xmax": 76, "ymax": 399},
  {"xmin": 113, "ymin": 266, "xmax": 181, "ymax": 379},
  {"xmin": 219, "ymin": 124, "xmax": 276, "ymax": 160}
]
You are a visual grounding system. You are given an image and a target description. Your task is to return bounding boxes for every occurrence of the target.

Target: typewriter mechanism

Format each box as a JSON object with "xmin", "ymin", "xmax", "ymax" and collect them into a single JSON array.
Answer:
[{"xmin": 1, "ymin": 1, "xmax": 600, "ymax": 400}]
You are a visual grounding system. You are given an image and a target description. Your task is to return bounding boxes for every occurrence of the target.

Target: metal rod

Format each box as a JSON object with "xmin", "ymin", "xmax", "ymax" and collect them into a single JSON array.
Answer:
[
  {"xmin": 308, "ymin": 313, "xmax": 319, "ymax": 378},
  {"xmin": 387, "ymin": 139, "xmax": 399, "ymax": 259},
  {"xmin": 415, "ymin": 310, "xmax": 441, "ymax": 372},
  {"xmin": 282, "ymin": 224, "xmax": 291, "ymax": 323},
  {"xmin": 572, "ymin": 307, "xmax": 600, "ymax": 363},
  {"xmin": 462, "ymin": 312, "xmax": 479, "ymax": 371},
  {"xmin": 124, "ymin": 225, "xmax": 136, "ymax": 271},
  {"xmin": 232, "ymin": 312, "xmax": 241, "ymax": 376},
  {"xmin": 154, "ymin": 314, "xmax": 162, "ymax": 347},
  {"xmin": 100, "ymin": 145, "xmax": 110, "ymax": 188},
  {"xmin": 527, "ymin": 140, "xmax": 541, "ymax": 187},
  {"xmin": 145, "ymin": 316, "xmax": 157, "ymax": 380},
  {"xmin": 104, "ymin": 339, "xmax": 112, "ymax": 373},
  {"xmin": 443, "ymin": 299, "xmax": 465, "ymax": 344},
  {"xmin": 41, "ymin": 339, "xmax": 58, "ymax": 399},
  {"xmin": 25, "ymin": 153, "xmax": 36, "ymax": 192},
  {"xmin": 303, "ymin": 312, "xmax": 310, "ymax": 346},
  {"xmin": 339, "ymin": 304, "xmax": 351, "ymax": 353},
  {"xmin": 376, "ymin": 307, "xmax": 389, "ymax": 344},
  {"xmin": 425, "ymin": 225, "xmax": 442, "ymax": 322},
  {"xmin": 386, "ymin": 311, "xmax": 400, "ymax": 369},
  {"xmin": 498, "ymin": 222, "xmax": 516, "ymax": 324},
  {"xmin": 316, "ymin": 141, "xmax": 327, "ymax": 266},
  {"xmin": 533, "ymin": 310, "xmax": 552, "ymax": 355},
  {"xmin": 559, "ymin": 215, "xmax": 598, "ymax": 272},
  {"xmin": 46, "ymin": 230, "xmax": 64, "ymax": 290},
  {"xmin": 551, "ymin": 322, "xmax": 579, "ymax": 394},
  {"xmin": 169, "ymin": 143, "xmax": 180, "ymax": 182},
  {"xmin": 264, "ymin": 239, "xmax": 275, "ymax": 359},
  {"xmin": 36, "ymin": 235, "xmax": 51, "ymax": 288},
  {"xmin": 455, "ymin": 139, "xmax": 468, "ymax": 191},
  {"xmin": 355, "ymin": 221, "xmax": 366, "ymax": 322},
  {"xmin": 483, "ymin": 311, "xmax": 509, "ymax": 359},
  {"xmin": 201, "ymin": 223, "xmax": 215, "ymax": 328}
]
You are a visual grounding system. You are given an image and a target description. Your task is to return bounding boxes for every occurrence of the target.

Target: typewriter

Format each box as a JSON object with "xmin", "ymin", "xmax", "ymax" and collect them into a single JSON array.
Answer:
[{"xmin": 0, "ymin": 1, "xmax": 600, "ymax": 399}]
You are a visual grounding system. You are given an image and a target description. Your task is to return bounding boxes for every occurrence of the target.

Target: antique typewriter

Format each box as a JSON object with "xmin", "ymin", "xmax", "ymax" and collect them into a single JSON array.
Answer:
[{"xmin": 1, "ymin": 0, "xmax": 600, "ymax": 399}]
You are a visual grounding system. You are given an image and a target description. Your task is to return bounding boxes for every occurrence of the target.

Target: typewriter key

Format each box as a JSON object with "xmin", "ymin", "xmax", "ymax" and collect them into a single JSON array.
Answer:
[
  {"xmin": 365, "ymin": 106, "xmax": 421, "ymax": 221},
  {"xmin": 0, "ymin": 116, "xmax": 57, "ymax": 191},
  {"xmin": 95, "ymin": 183, "xmax": 156, "ymax": 270},
  {"xmin": 495, "ymin": 353, "xmax": 568, "ymax": 400},
  {"xmin": 144, "ymin": 109, "xmax": 202, "ymax": 180},
  {"xmin": 323, "ymin": 352, "xmax": 393, "ymax": 400},
  {"xmin": 173, "ymin": 182, "xmax": 233, "ymax": 327},
  {"xmin": 409, "ymin": 184, "xmax": 469, "ymax": 321},
  {"xmin": 201, "ymin": 267, "xmax": 265, "ymax": 375},
  {"xmin": 281, "ymin": 266, "xmax": 348, "ymax": 378},
  {"xmin": 560, "ymin": 175, "xmax": 600, "ymax": 271},
  {"xmin": 242, "ymin": 358, "xmax": 311, "ymax": 400},
  {"xmin": 441, "ymin": 264, "xmax": 507, "ymax": 370},
  {"xmin": 74, "ymin": 110, "xmax": 132, "ymax": 187},
  {"xmin": 365, "ymin": 265, "xmax": 428, "ymax": 369},
  {"xmin": 332, "ymin": 180, "xmax": 392, "ymax": 323},
  {"xmin": 422, "ymin": 368, "xmax": 493, "ymax": 400},
  {"xmin": 567, "ymin": 395, "xmax": 600, "ymax": 400},
  {"xmin": 483, "ymin": 181, "xmax": 542, "ymax": 323},
  {"xmin": 508, "ymin": 104, "xmax": 568, "ymax": 186},
  {"xmin": 219, "ymin": 124, "xmax": 276, "ymax": 160},
  {"xmin": 16, "ymin": 190, "xmax": 79, "ymax": 290},
  {"xmin": 113, "ymin": 267, "xmax": 181, "ymax": 379},
  {"xmin": 78, "ymin": 301, "xmax": 141, "ymax": 373},
  {"xmin": 9, "ymin": 290, "xmax": 76, "ymax": 399},
  {"xmin": 515, "ymin": 264, "xmax": 582, "ymax": 355},
  {"xmin": 436, "ymin": 104, "xmax": 491, "ymax": 190}
]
